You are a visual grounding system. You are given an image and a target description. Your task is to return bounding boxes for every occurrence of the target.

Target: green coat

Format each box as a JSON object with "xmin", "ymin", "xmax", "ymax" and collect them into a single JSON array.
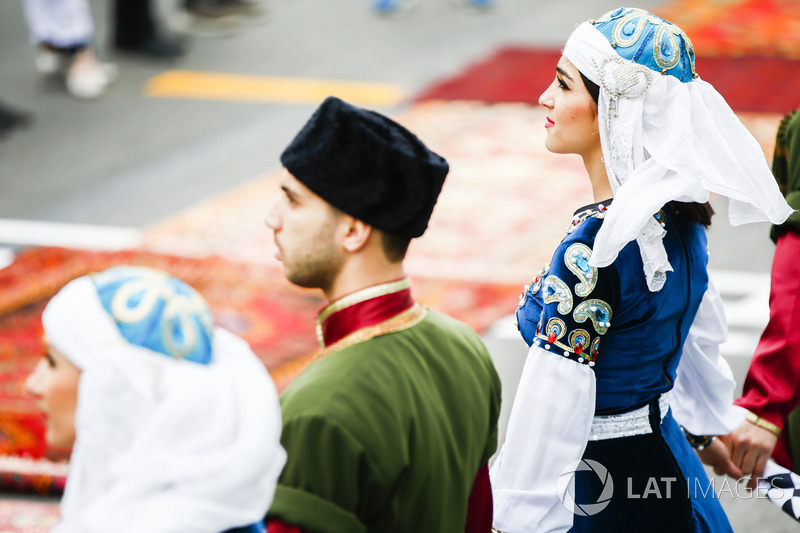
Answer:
[
  {"xmin": 771, "ymin": 108, "xmax": 800, "ymax": 241},
  {"xmin": 268, "ymin": 309, "xmax": 501, "ymax": 533}
]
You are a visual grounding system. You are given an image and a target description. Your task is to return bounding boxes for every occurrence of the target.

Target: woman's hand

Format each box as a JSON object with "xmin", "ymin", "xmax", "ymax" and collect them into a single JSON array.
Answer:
[
  {"xmin": 721, "ymin": 421, "xmax": 780, "ymax": 489},
  {"xmin": 696, "ymin": 436, "xmax": 743, "ymax": 479}
]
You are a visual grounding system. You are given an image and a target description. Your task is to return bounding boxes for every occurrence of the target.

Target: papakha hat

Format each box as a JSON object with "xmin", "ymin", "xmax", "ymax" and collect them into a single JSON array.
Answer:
[{"xmin": 280, "ymin": 96, "xmax": 449, "ymax": 239}]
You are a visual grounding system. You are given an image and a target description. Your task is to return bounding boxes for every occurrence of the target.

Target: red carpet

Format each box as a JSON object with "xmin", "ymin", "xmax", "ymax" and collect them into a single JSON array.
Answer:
[
  {"xmin": 657, "ymin": 0, "xmax": 800, "ymax": 59},
  {"xmin": 417, "ymin": 46, "xmax": 800, "ymax": 114},
  {"xmin": 0, "ymin": 246, "xmax": 521, "ymax": 493},
  {"xmin": 416, "ymin": 47, "xmax": 562, "ymax": 106}
]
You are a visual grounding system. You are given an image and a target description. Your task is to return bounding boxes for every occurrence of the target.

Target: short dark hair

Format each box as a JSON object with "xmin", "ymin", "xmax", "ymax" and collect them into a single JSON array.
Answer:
[{"xmin": 380, "ymin": 231, "xmax": 411, "ymax": 263}]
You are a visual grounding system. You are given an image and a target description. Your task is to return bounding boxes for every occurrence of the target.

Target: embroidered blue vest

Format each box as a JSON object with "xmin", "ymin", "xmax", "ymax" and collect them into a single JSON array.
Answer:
[{"xmin": 516, "ymin": 201, "xmax": 709, "ymax": 415}]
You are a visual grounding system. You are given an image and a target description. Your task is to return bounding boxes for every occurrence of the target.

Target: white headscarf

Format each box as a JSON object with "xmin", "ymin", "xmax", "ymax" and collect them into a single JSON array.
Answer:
[
  {"xmin": 562, "ymin": 12, "xmax": 793, "ymax": 291},
  {"xmin": 42, "ymin": 272, "xmax": 285, "ymax": 533}
]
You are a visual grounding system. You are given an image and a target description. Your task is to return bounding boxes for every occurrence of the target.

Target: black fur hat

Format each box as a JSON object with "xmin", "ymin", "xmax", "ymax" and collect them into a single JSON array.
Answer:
[{"xmin": 280, "ymin": 96, "xmax": 449, "ymax": 239}]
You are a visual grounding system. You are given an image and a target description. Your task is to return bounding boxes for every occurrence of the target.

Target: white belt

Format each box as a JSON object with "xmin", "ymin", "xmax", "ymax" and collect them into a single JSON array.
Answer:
[{"xmin": 589, "ymin": 394, "xmax": 669, "ymax": 441}]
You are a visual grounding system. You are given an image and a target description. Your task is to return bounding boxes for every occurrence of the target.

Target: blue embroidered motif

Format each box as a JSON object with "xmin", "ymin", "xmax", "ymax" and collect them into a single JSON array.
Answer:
[
  {"xmin": 573, "ymin": 299, "xmax": 613, "ymax": 335},
  {"xmin": 546, "ymin": 317, "xmax": 567, "ymax": 342},
  {"xmin": 543, "ymin": 275, "xmax": 574, "ymax": 315},
  {"xmin": 569, "ymin": 329, "xmax": 591, "ymax": 354},
  {"xmin": 92, "ymin": 266, "xmax": 214, "ymax": 365},
  {"xmin": 590, "ymin": 337, "xmax": 601, "ymax": 360},
  {"xmin": 530, "ymin": 267, "xmax": 547, "ymax": 295},
  {"xmin": 518, "ymin": 291, "xmax": 528, "ymax": 309},
  {"xmin": 519, "ymin": 263, "xmax": 550, "ymax": 309},
  {"xmin": 592, "ymin": 7, "xmax": 696, "ymax": 82},
  {"xmin": 653, "ymin": 209, "xmax": 666, "ymax": 228},
  {"xmin": 564, "ymin": 244, "xmax": 598, "ymax": 297}
]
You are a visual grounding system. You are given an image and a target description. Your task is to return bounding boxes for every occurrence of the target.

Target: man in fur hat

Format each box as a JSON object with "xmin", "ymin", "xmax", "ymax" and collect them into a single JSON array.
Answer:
[{"xmin": 264, "ymin": 96, "xmax": 501, "ymax": 533}]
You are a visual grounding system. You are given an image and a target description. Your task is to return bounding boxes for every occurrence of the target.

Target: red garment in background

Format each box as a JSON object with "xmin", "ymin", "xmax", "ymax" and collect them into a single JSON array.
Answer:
[
  {"xmin": 465, "ymin": 463, "xmax": 493, "ymax": 533},
  {"xmin": 267, "ymin": 464, "xmax": 492, "ymax": 533},
  {"xmin": 266, "ymin": 521, "xmax": 304, "ymax": 533},
  {"xmin": 734, "ymin": 231, "xmax": 800, "ymax": 471}
]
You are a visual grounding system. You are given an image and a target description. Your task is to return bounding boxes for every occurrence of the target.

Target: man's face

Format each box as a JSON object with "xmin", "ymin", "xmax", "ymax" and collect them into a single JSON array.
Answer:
[{"xmin": 267, "ymin": 172, "xmax": 346, "ymax": 291}]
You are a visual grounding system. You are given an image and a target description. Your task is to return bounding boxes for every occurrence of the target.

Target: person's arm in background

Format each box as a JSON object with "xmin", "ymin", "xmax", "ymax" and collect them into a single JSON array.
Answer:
[
  {"xmin": 728, "ymin": 231, "xmax": 800, "ymax": 486},
  {"xmin": 726, "ymin": 109, "xmax": 800, "ymax": 487}
]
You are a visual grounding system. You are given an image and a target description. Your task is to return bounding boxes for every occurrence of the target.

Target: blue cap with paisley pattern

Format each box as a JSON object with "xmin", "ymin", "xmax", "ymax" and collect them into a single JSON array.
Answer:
[
  {"xmin": 591, "ymin": 7, "xmax": 696, "ymax": 82},
  {"xmin": 91, "ymin": 266, "xmax": 214, "ymax": 365}
]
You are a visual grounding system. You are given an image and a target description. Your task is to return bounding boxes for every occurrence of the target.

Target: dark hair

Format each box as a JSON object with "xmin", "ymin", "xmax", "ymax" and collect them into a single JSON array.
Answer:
[
  {"xmin": 579, "ymin": 72, "xmax": 600, "ymax": 104},
  {"xmin": 381, "ymin": 231, "xmax": 411, "ymax": 263},
  {"xmin": 672, "ymin": 201, "xmax": 715, "ymax": 227},
  {"xmin": 578, "ymin": 72, "xmax": 714, "ymax": 227}
]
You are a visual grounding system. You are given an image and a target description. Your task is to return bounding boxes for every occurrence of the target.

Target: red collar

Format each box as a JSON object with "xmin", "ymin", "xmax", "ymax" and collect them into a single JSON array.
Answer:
[{"xmin": 316, "ymin": 279, "xmax": 415, "ymax": 347}]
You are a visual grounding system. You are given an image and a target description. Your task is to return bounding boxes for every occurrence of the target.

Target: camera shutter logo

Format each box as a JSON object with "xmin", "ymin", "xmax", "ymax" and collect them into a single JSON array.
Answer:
[{"xmin": 558, "ymin": 459, "xmax": 614, "ymax": 516}]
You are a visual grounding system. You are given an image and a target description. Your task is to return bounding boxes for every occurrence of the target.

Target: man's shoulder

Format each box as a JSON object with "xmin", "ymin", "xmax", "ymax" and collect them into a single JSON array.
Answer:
[
  {"xmin": 280, "ymin": 310, "xmax": 495, "ymax": 414},
  {"xmin": 413, "ymin": 308, "xmax": 487, "ymax": 346}
]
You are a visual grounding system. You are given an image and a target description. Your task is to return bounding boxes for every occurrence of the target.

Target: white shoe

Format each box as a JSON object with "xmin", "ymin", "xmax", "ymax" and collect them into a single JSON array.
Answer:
[
  {"xmin": 35, "ymin": 47, "xmax": 68, "ymax": 75},
  {"xmin": 66, "ymin": 62, "xmax": 118, "ymax": 100}
]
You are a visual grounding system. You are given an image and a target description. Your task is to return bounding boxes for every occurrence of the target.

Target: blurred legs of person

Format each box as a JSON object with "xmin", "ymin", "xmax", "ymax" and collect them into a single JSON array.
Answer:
[
  {"xmin": 176, "ymin": 0, "xmax": 246, "ymax": 37},
  {"xmin": 113, "ymin": 0, "xmax": 185, "ymax": 58},
  {"xmin": 171, "ymin": 0, "xmax": 268, "ymax": 38},
  {"xmin": 448, "ymin": 0, "xmax": 495, "ymax": 12},
  {"xmin": 183, "ymin": 0, "xmax": 267, "ymax": 19},
  {"xmin": 372, "ymin": 0, "xmax": 421, "ymax": 17},
  {"xmin": 23, "ymin": 0, "xmax": 116, "ymax": 99},
  {"xmin": 373, "ymin": 0, "xmax": 493, "ymax": 17},
  {"xmin": 0, "ymin": 100, "xmax": 31, "ymax": 138}
]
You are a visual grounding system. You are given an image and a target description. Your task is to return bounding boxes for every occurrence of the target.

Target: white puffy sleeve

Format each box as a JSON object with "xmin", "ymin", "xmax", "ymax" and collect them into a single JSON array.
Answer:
[
  {"xmin": 671, "ymin": 279, "xmax": 747, "ymax": 435},
  {"xmin": 490, "ymin": 347, "xmax": 595, "ymax": 532},
  {"xmin": 491, "ymin": 239, "xmax": 609, "ymax": 533}
]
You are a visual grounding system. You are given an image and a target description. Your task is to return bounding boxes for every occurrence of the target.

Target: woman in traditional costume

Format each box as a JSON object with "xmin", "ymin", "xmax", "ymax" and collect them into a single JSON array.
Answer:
[
  {"xmin": 489, "ymin": 7, "xmax": 793, "ymax": 532},
  {"xmin": 26, "ymin": 266, "xmax": 285, "ymax": 533}
]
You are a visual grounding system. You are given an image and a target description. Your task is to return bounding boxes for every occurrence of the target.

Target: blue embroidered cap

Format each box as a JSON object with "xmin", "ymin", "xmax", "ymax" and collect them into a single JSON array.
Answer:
[
  {"xmin": 91, "ymin": 266, "xmax": 214, "ymax": 365},
  {"xmin": 591, "ymin": 7, "xmax": 696, "ymax": 82}
]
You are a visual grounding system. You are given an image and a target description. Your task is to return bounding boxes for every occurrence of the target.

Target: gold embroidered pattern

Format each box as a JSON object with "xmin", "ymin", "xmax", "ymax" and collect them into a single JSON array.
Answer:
[
  {"xmin": 314, "ymin": 304, "xmax": 428, "ymax": 362},
  {"xmin": 316, "ymin": 278, "xmax": 411, "ymax": 346}
]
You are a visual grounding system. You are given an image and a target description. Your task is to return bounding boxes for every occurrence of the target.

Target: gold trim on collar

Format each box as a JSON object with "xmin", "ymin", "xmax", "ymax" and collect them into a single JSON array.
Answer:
[
  {"xmin": 316, "ymin": 278, "xmax": 411, "ymax": 345},
  {"xmin": 314, "ymin": 304, "xmax": 427, "ymax": 361}
]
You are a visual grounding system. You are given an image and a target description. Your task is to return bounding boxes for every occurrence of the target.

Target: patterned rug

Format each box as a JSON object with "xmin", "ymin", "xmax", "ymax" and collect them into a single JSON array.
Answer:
[
  {"xmin": 417, "ymin": 0, "xmax": 800, "ymax": 113},
  {"xmin": 0, "ymin": 245, "xmax": 521, "ymax": 494},
  {"xmin": 416, "ymin": 46, "xmax": 800, "ymax": 114},
  {"xmin": 656, "ymin": 0, "xmax": 800, "ymax": 58},
  {"xmin": 0, "ymin": 500, "xmax": 59, "ymax": 533}
]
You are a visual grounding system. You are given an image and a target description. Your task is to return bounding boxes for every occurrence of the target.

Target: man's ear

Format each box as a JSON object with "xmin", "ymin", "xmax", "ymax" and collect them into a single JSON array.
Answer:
[{"xmin": 341, "ymin": 216, "xmax": 372, "ymax": 253}]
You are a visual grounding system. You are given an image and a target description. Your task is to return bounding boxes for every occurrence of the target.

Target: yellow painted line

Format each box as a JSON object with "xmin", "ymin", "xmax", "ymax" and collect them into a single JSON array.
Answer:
[{"xmin": 145, "ymin": 70, "xmax": 406, "ymax": 107}]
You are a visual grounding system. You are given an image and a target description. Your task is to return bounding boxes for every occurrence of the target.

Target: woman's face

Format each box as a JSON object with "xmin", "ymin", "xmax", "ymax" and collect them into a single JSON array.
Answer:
[
  {"xmin": 538, "ymin": 56, "xmax": 601, "ymax": 160},
  {"xmin": 25, "ymin": 342, "xmax": 81, "ymax": 448}
]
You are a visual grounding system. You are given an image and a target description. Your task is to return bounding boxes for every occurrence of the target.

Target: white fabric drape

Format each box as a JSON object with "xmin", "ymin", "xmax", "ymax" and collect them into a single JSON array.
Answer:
[
  {"xmin": 490, "ymin": 347, "xmax": 595, "ymax": 533},
  {"xmin": 22, "ymin": 0, "xmax": 93, "ymax": 47},
  {"xmin": 672, "ymin": 280, "xmax": 747, "ymax": 435},
  {"xmin": 563, "ymin": 22, "xmax": 793, "ymax": 291},
  {"xmin": 43, "ymin": 277, "xmax": 286, "ymax": 533}
]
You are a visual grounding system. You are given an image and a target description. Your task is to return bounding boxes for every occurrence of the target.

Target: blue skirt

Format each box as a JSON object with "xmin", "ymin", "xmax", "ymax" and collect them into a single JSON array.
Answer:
[{"xmin": 569, "ymin": 403, "xmax": 732, "ymax": 533}]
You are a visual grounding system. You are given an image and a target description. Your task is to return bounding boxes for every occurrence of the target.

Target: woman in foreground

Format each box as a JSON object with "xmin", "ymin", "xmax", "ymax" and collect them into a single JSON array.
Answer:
[
  {"xmin": 489, "ymin": 7, "xmax": 792, "ymax": 533},
  {"xmin": 26, "ymin": 266, "xmax": 285, "ymax": 533}
]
